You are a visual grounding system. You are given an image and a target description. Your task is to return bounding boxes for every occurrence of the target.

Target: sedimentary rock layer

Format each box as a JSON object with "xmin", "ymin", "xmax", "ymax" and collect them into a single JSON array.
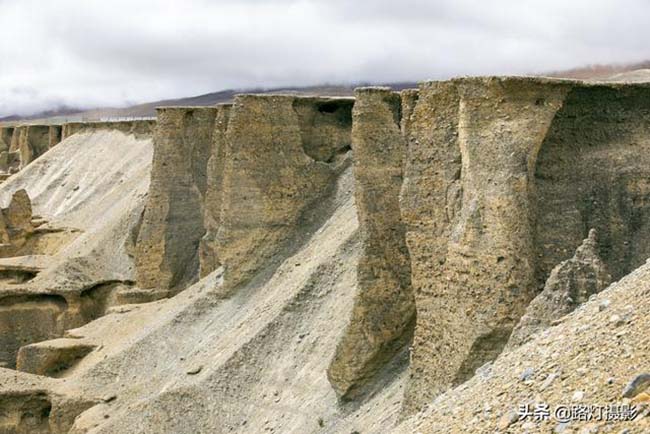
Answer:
[
  {"xmin": 61, "ymin": 120, "xmax": 155, "ymax": 141},
  {"xmin": 328, "ymin": 88, "xmax": 413, "ymax": 400},
  {"xmin": 18, "ymin": 125, "xmax": 50, "ymax": 168},
  {"xmin": 214, "ymin": 95, "xmax": 353, "ymax": 290},
  {"xmin": 400, "ymin": 77, "xmax": 650, "ymax": 414},
  {"xmin": 199, "ymin": 104, "xmax": 231, "ymax": 277},
  {"xmin": 48, "ymin": 125, "xmax": 62, "ymax": 148},
  {"xmin": 135, "ymin": 107, "xmax": 216, "ymax": 290},
  {"xmin": 506, "ymin": 229, "xmax": 611, "ymax": 349}
]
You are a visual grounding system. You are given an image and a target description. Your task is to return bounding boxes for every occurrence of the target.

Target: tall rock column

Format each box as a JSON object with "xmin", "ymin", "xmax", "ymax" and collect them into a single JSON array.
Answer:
[
  {"xmin": 135, "ymin": 107, "xmax": 216, "ymax": 291},
  {"xmin": 399, "ymin": 81, "xmax": 462, "ymax": 414},
  {"xmin": 327, "ymin": 88, "xmax": 414, "ymax": 400},
  {"xmin": 199, "ymin": 104, "xmax": 232, "ymax": 277},
  {"xmin": 18, "ymin": 125, "xmax": 50, "ymax": 168},
  {"xmin": 48, "ymin": 125, "xmax": 62, "ymax": 148},
  {"xmin": 402, "ymin": 77, "xmax": 569, "ymax": 414},
  {"xmin": 215, "ymin": 95, "xmax": 353, "ymax": 291}
]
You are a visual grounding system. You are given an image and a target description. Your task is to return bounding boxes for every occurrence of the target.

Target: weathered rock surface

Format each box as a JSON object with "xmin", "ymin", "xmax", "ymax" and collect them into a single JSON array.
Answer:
[
  {"xmin": 0, "ymin": 189, "xmax": 35, "ymax": 256},
  {"xmin": 396, "ymin": 77, "xmax": 650, "ymax": 415},
  {"xmin": 18, "ymin": 125, "xmax": 50, "ymax": 168},
  {"xmin": 61, "ymin": 120, "xmax": 154, "ymax": 141},
  {"xmin": 135, "ymin": 107, "xmax": 216, "ymax": 291},
  {"xmin": 48, "ymin": 125, "xmax": 62, "ymax": 148},
  {"xmin": 214, "ymin": 95, "xmax": 353, "ymax": 290},
  {"xmin": 199, "ymin": 104, "xmax": 231, "ymax": 277},
  {"xmin": 17, "ymin": 338, "xmax": 96, "ymax": 377},
  {"xmin": 328, "ymin": 88, "xmax": 413, "ymax": 400},
  {"xmin": 506, "ymin": 229, "xmax": 611, "ymax": 349},
  {"xmin": 0, "ymin": 126, "xmax": 13, "ymax": 151},
  {"xmin": 396, "ymin": 259, "xmax": 650, "ymax": 433},
  {"xmin": 0, "ymin": 294, "xmax": 67, "ymax": 369},
  {"xmin": 3, "ymin": 78, "xmax": 650, "ymax": 434}
]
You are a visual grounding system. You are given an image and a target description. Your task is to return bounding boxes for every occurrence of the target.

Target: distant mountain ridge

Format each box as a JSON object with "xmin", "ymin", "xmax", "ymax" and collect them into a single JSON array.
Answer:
[
  {"xmin": 3, "ymin": 59, "xmax": 650, "ymax": 125},
  {"xmin": 0, "ymin": 83, "xmax": 417, "ymax": 125}
]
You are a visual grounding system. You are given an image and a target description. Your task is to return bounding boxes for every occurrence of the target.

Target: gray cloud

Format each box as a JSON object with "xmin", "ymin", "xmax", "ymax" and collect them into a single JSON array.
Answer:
[{"xmin": 1, "ymin": 0, "xmax": 649, "ymax": 116}]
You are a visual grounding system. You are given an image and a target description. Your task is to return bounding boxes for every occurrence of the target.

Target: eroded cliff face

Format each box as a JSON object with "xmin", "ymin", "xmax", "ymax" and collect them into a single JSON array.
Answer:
[
  {"xmin": 135, "ymin": 96, "xmax": 353, "ymax": 293},
  {"xmin": 401, "ymin": 78, "xmax": 570, "ymax": 413},
  {"xmin": 3, "ymin": 78, "xmax": 650, "ymax": 434},
  {"xmin": 18, "ymin": 125, "xmax": 51, "ymax": 169},
  {"xmin": 61, "ymin": 120, "xmax": 154, "ymax": 141},
  {"xmin": 199, "ymin": 104, "xmax": 231, "ymax": 278},
  {"xmin": 319, "ymin": 78, "xmax": 650, "ymax": 416},
  {"xmin": 506, "ymin": 229, "xmax": 611, "ymax": 349},
  {"xmin": 135, "ymin": 107, "xmax": 216, "ymax": 291},
  {"xmin": 215, "ymin": 95, "xmax": 353, "ymax": 291},
  {"xmin": 327, "ymin": 87, "xmax": 414, "ymax": 400}
]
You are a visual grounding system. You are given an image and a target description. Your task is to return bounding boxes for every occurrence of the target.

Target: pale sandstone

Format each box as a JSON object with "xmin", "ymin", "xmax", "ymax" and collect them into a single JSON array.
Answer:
[
  {"xmin": 199, "ymin": 104, "xmax": 231, "ymax": 277},
  {"xmin": 215, "ymin": 94, "xmax": 353, "ymax": 290},
  {"xmin": 328, "ymin": 88, "xmax": 413, "ymax": 400},
  {"xmin": 506, "ymin": 229, "xmax": 611, "ymax": 349},
  {"xmin": 135, "ymin": 107, "xmax": 216, "ymax": 290}
]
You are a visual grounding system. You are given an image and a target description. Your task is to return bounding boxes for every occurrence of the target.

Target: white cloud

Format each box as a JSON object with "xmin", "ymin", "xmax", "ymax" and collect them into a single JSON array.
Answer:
[{"xmin": 0, "ymin": 0, "xmax": 648, "ymax": 116}]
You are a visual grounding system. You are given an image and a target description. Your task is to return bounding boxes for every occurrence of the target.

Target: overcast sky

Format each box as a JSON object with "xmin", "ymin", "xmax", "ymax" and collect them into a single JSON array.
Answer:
[{"xmin": 0, "ymin": 0, "xmax": 649, "ymax": 117}]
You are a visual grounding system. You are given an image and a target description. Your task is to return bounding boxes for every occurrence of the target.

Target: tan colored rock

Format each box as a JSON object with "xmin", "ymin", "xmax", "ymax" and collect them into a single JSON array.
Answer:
[
  {"xmin": 0, "ymin": 126, "xmax": 13, "ymax": 152},
  {"xmin": 215, "ymin": 95, "xmax": 353, "ymax": 290},
  {"xmin": 401, "ymin": 77, "xmax": 570, "ymax": 414},
  {"xmin": 0, "ymin": 189, "xmax": 34, "ymax": 256},
  {"xmin": 506, "ymin": 229, "xmax": 611, "ymax": 349},
  {"xmin": 534, "ymin": 83, "xmax": 650, "ymax": 282},
  {"xmin": 328, "ymin": 88, "xmax": 413, "ymax": 400},
  {"xmin": 18, "ymin": 125, "xmax": 50, "ymax": 168},
  {"xmin": 199, "ymin": 104, "xmax": 232, "ymax": 277},
  {"xmin": 135, "ymin": 107, "xmax": 216, "ymax": 290},
  {"xmin": 9, "ymin": 126, "xmax": 21, "ymax": 152},
  {"xmin": 16, "ymin": 338, "xmax": 96, "ymax": 377},
  {"xmin": 61, "ymin": 120, "xmax": 155, "ymax": 141},
  {"xmin": 0, "ymin": 294, "xmax": 67, "ymax": 369},
  {"xmin": 48, "ymin": 125, "xmax": 62, "ymax": 148}
]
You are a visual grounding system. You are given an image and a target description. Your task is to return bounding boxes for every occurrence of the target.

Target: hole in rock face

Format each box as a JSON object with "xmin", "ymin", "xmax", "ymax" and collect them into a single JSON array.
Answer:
[
  {"xmin": 317, "ymin": 101, "xmax": 341, "ymax": 113},
  {"xmin": 294, "ymin": 99, "xmax": 354, "ymax": 163}
]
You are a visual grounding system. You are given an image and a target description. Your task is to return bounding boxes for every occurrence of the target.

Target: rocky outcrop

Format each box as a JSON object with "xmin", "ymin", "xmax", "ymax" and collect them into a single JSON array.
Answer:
[
  {"xmin": 401, "ymin": 77, "xmax": 570, "ymax": 413},
  {"xmin": 0, "ymin": 189, "xmax": 36, "ymax": 256},
  {"xmin": 399, "ymin": 77, "xmax": 650, "ymax": 414},
  {"xmin": 199, "ymin": 104, "xmax": 231, "ymax": 277},
  {"xmin": 0, "ymin": 294, "xmax": 67, "ymax": 369},
  {"xmin": 214, "ymin": 95, "xmax": 353, "ymax": 290},
  {"xmin": 61, "ymin": 120, "xmax": 155, "ymax": 140},
  {"xmin": 506, "ymin": 229, "xmax": 611, "ymax": 349},
  {"xmin": 17, "ymin": 125, "xmax": 50, "ymax": 168},
  {"xmin": 48, "ymin": 125, "xmax": 62, "ymax": 148},
  {"xmin": 138, "ymin": 96, "xmax": 353, "ymax": 292},
  {"xmin": 17, "ymin": 338, "xmax": 96, "ymax": 377},
  {"xmin": 0, "ymin": 127, "xmax": 13, "ymax": 150},
  {"xmin": 135, "ymin": 107, "xmax": 216, "ymax": 291},
  {"xmin": 534, "ymin": 84, "xmax": 650, "ymax": 282},
  {"xmin": 327, "ymin": 88, "xmax": 413, "ymax": 400}
]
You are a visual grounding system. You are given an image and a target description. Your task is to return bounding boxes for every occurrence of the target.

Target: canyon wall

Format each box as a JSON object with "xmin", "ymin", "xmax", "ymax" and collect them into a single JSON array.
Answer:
[
  {"xmin": 327, "ymin": 87, "xmax": 414, "ymax": 400},
  {"xmin": 213, "ymin": 95, "xmax": 352, "ymax": 291},
  {"xmin": 134, "ymin": 107, "xmax": 216, "ymax": 291},
  {"xmin": 3, "ymin": 78, "xmax": 650, "ymax": 432},
  {"xmin": 61, "ymin": 120, "xmax": 155, "ymax": 140},
  {"xmin": 135, "ymin": 96, "xmax": 353, "ymax": 293},
  {"xmin": 315, "ymin": 78, "xmax": 650, "ymax": 415},
  {"xmin": 199, "ymin": 104, "xmax": 231, "ymax": 277}
]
